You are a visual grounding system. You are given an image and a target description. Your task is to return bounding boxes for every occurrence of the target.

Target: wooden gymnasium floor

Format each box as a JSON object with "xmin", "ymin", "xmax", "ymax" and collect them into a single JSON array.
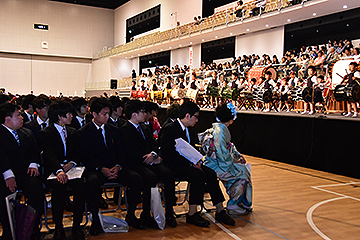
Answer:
[{"xmin": 8, "ymin": 155, "xmax": 360, "ymax": 240}]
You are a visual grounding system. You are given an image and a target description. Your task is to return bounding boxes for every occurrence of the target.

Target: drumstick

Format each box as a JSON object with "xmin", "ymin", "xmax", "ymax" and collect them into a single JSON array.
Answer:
[{"xmin": 336, "ymin": 73, "xmax": 343, "ymax": 79}]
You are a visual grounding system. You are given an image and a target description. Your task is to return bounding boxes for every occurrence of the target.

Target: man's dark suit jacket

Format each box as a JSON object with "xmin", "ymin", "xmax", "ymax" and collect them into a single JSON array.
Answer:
[
  {"xmin": 78, "ymin": 121, "xmax": 125, "ymax": 172},
  {"xmin": 160, "ymin": 120, "xmax": 197, "ymax": 169},
  {"xmin": 37, "ymin": 125, "xmax": 80, "ymax": 178},
  {"xmin": 119, "ymin": 121, "xmax": 158, "ymax": 169},
  {"xmin": 0, "ymin": 125, "xmax": 40, "ymax": 178},
  {"xmin": 107, "ymin": 117, "xmax": 127, "ymax": 128},
  {"xmin": 69, "ymin": 117, "xmax": 81, "ymax": 130},
  {"xmin": 158, "ymin": 118, "xmax": 174, "ymax": 140},
  {"xmin": 24, "ymin": 118, "xmax": 44, "ymax": 139},
  {"xmin": 21, "ymin": 112, "xmax": 34, "ymax": 123}
]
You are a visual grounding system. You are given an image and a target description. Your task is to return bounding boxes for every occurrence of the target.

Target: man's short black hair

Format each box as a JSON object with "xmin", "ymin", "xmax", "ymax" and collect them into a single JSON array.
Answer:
[
  {"xmin": 166, "ymin": 103, "xmax": 180, "ymax": 119},
  {"xmin": 21, "ymin": 94, "xmax": 36, "ymax": 110},
  {"xmin": 71, "ymin": 97, "xmax": 88, "ymax": 113},
  {"xmin": 90, "ymin": 97, "xmax": 112, "ymax": 114},
  {"xmin": 0, "ymin": 94, "xmax": 10, "ymax": 105},
  {"xmin": 124, "ymin": 100, "xmax": 144, "ymax": 119},
  {"xmin": 179, "ymin": 101, "xmax": 200, "ymax": 119},
  {"xmin": 0, "ymin": 103, "xmax": 20, "ymax": 124},
  {"xmin": 33, "ymin": 95, "xmax": 51, "ymax": 111},
  {"xmin": 48, "ymin": 100, "xmax": 73, "ymax": 124},
  {"xmin": 109, "ymin": 96, "xmax": 122, "ymax": 111},
  {"xmin": 144, "ymin": 101, "xmax": 159, "ymax": 113}
]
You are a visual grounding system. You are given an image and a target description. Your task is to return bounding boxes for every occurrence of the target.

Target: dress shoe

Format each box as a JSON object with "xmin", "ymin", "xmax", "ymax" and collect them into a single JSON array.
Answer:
[
  {"xmin": 125, "ymin": 214, "xmax": 145, "ymax": 230},
  {"xmin": 166, "ymin": 214, "xmax": 177, "ymax": 228},
  {"xmin": 215, "ymin": 209, "xmax": 235, "ymax": 226},
  {"xmin": 186, "ymin": 212, "xmax": 210, "ymax": 227},
  {"xmin": 140, "ymin": 212, "xmax": 159, "ymax": 229},
  {"xmin": 89, "ymin": 221, "xmax": 104, "ymax": 236},
  {"xmin": 72, "ymin": 227, "xmax": 85, "ymax": 240},
  {"xmin": 53, "ymin": 228, "xmax": 66, "ymax": 240}
]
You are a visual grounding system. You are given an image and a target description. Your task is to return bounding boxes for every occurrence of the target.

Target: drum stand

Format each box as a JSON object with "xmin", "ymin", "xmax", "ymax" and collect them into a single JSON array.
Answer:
[{"xmin": 198, "ymin": 95, "xmax": 213, "ymax": 109}]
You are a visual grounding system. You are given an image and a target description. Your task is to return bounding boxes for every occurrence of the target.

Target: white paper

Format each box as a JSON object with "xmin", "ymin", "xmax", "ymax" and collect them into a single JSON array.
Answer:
[
  {"xmin": 175, "ymin": 138, "xmax": 204, "ymax": 164},
  {"xmin": 47, "ymin": 166, "xmax": 85, "ymax": 180}
]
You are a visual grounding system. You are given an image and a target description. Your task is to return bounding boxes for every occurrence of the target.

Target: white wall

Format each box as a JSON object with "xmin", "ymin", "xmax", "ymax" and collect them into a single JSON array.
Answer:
[
  {"xmin": 0, "ymin": 54, "xmax": 91, "ymax": 96},
  {"xmin": 235, "ymin": 26, "xmax": 284, "ymax": 58},
  {"xmin": 91, "ymin": 57, "xmax": 133, "ymax": 83},
  {"xmin": 170, "ymin": 44, "xmax": 201, "ymax": 69},
  {"xmin": 0, "ymin": 0, "xmax": 113, "ymax": 96},
  {"xmin": 114, "ymin": 0, "xmax": 202, "ymax": 46}
]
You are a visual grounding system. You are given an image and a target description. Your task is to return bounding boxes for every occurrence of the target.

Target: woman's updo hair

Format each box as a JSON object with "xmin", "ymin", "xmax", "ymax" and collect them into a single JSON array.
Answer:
[{"xmin": 215, "ymin": 104, "xmax": 234, "ymax": 123}]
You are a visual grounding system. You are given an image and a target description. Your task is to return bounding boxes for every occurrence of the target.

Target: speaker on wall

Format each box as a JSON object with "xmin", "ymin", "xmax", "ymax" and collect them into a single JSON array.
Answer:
[{"xmin": 110, "ymin": 79, "xmax": 117, "ymax": 89}]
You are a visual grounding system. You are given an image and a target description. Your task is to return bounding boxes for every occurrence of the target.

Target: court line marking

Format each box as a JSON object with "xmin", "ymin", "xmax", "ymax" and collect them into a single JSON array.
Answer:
[
  {"xmin": 202, "ymin": 209, "xmax": 243, "ymax": 240},
  {"xmin": 202, "ymin": 206, "xmax": 291, "ymax": 240},
  {"xmin": 306, "ymin": 196, "xmax": 348, "ymax": 240},
  {"xmin": 312, "ymin": 181, "xmax": 360, "ymax": 189},
  {"xmin": 307, "ymin": 181, "xmax": 360, "ymax": 240}
]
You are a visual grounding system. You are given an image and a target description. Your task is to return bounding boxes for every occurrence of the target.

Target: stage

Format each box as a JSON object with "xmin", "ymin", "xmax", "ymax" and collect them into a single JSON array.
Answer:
[{"xmin": 157, "ymin": 108, "xmax": 360, "ymax": 179}]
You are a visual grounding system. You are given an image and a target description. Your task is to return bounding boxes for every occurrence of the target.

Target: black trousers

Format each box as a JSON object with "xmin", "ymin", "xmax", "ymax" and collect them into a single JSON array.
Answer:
[
  {"xmin": 46, "ymin": 178, "xmax": 85, "ymax": 229},
  {"xmin": 85, "ymin": 168, "xmax": 142, "ymax": 217},
  {"xmin": 0, "ymin": 174, "xmax": 44, "ymax": 240},
  {"xmin": 168, "ymin": 164, "xmax": 225, "ymax": 206},
  {"xmin": 132, "ymin": 163, "xmax": 175, "ymax": 216}
]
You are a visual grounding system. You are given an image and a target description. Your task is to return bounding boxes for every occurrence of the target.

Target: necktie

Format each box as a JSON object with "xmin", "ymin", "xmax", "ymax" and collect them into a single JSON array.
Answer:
[
  {"xmin": 30, "ymin": 115, "xmax": 34, "ymax": 121},
  {"xmin": 99, "ymin": 128, "xmax": 107, "ymax": 146},
  {"xmin": 62, "ymin": 127, "xmax": 67, "ymax": 144},
  {"xmin": 184, "ymin": 128, "xmax": 190, "ymax": 143},
  {"xmin": 137, "ymin": 126, "xmax": 145, "ymax": 140},
  {"xmin": 41, "ymin": 123, "xmax": 47, "ymax": 129},
  {"xmin": 12, "ymin": 130, "xmax": 20, "ymax": 146},
  {"xmin": 81, "ymin": 120, "xmax": 86, "ymax": 127}
]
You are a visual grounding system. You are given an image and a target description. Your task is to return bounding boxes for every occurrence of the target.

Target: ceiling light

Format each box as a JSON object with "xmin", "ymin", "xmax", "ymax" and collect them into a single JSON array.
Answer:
[
  {"xmin": 152, "ymin": 51, "xmax": 154, "ymax": 53},
  {"xmin": 287, "ymin": 19, "xmax": 291, "ymax": 22},
  {"xmin": 169, "ymin": 47, "xmax": 172, "ymax": 49},
  {"xmin": 230, "ymin": 33, "xmax": 233, "ymax": 35},
  {"xmin": 343, "ymin": 5, "xmax": 348, "ymax": 9},
  {"xmin": 179, "ymin": 44, "xmax": 181, "ymax": 47},
  {"xmin": 202, "ymin": 39, "xmax": 204, "ymax": 41},
  {"xmin": 313, "ymin": 12, "xmax": 317, "ymax": 16},
  {"xmin": 215, "ymin": 36, "xmax": 218, "ymax": 38},
  {"xmin": 266, "ymin": 24, "xmax": 269, "ymax": 27},
  {"xmin": 190, "ymin": 42, "xmax": 192, "ymax": 44},
  {"xmin": 160, "ymin": 49, "xmax": 163, "ymax": 51},
  {"xmin": 247, "ymin": 29, "xmax": 249, "ymax": 31}
]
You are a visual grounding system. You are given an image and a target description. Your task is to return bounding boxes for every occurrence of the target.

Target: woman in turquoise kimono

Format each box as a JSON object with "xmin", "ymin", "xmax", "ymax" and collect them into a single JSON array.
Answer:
[{"xmin": 200, "ymin": 103, "xmax": 252, "ymax": 215}]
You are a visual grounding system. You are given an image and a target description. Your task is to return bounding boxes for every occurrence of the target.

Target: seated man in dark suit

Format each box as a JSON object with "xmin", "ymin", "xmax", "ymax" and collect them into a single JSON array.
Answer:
[
  {"xmin": 69, "ymin": 97, "xmax": 88, "ymax": 130},
  {"xmin": 160, "ymin": 101, "xmax": 235, "ymax": 227},
  {"xmin": 20, "ymin": 94, "xmax": 36, "ymax": 123},
  {"xmin": 108, "ymin": 96, "xmax": 126, "ymax": 128},
  {"xmin": 37, "ymin": 100, "xmax": 85, "ymax": 240},
  {"xmin": 24, "ymin": 94, "xmax": 51, "ymax": 138},
  {"xmin": 120, "ymin": 100, "xmax": 176, "ymax": 228},
  {"xmin": 0, "ymin": 103, "xmax": 44, "ymax": 240},
  {"xmin": 78, "ymin": 97, "xmax": 144, "ymax": 235}
]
